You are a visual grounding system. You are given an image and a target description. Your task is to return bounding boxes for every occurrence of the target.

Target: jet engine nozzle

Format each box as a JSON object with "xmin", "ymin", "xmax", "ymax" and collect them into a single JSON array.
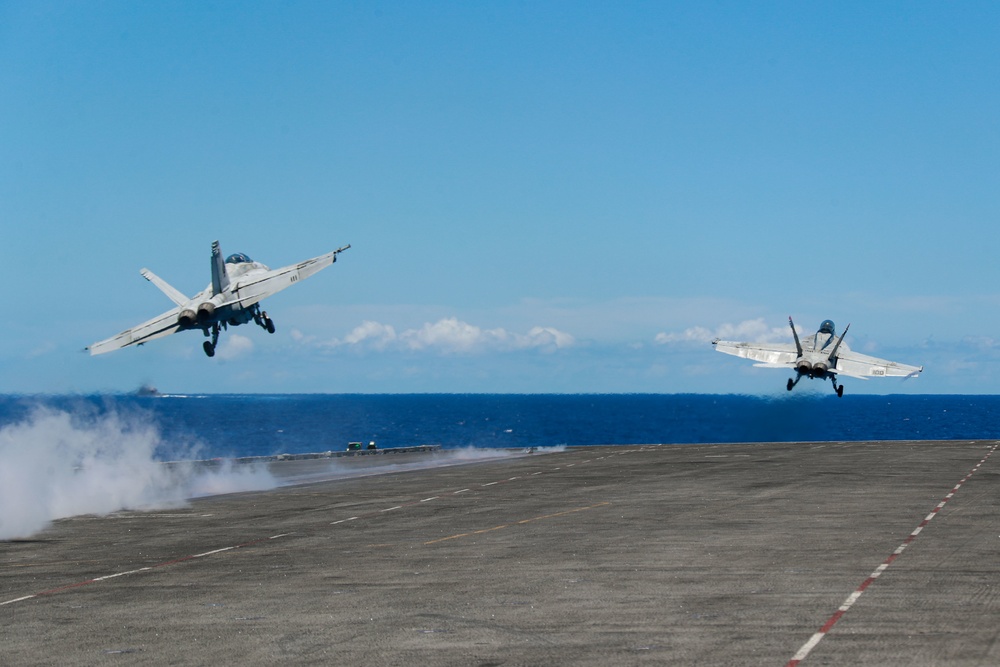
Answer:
[
  {"xmin": 178, "ymin": 310, "xmax": 197, "ymax": 327},
  {"xmin": 811, "ymin": 362, "xmax": 829, "ymax": 375},
  {"xmin": 196, "ymin": 302, "xmax": 216, "ymax": 324}
]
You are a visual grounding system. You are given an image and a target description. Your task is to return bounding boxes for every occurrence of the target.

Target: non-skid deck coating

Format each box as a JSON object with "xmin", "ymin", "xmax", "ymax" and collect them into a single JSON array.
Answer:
[{"xmin": 3, "ymin": 441, "xmax": 1000, "ymax": 666}]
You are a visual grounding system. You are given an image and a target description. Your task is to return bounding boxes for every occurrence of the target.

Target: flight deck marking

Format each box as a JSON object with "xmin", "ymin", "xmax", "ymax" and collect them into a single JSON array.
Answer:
[
  {"xmin": 786, "ymin": 443, "xmax": 999, "ymax": 666},
  {"xmin": 330, "ymin": 516, "xmax": 359, "ymax": 525},
  {"xmin": 325, "ymin": 459, "xmax": 590, "ymax": 526},
  {"xmin": 3, "ymin": 448, "xmax": 621, "ymax": 607},
  {"xmin": 424, "ymin": 502, "xmax": 611, "ymax": 545},
  {"xmin": 0, "ymin": 533, "xmax": 293, "ymax": 607}
]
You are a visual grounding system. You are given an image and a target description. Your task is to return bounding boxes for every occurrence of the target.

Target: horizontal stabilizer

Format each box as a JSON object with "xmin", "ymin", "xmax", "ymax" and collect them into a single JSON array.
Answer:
[{"xmin": 141, "ymin": 268, "xmax": 189, "ymax": 307}]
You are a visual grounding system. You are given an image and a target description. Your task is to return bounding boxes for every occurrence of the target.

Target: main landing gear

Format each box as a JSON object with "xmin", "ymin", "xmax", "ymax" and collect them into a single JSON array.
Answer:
[
  {"xmin": 786, "ymin": 374, "xmax": 844, "ymax": 397},
  {"xmin": 254, "ymin": 307, "xmax": 275, "ymax": 334},
  {"xmin": 203, "ymin": 323, "xmax": 221, "ymax": 357},
  {"xmin": 201, "ymin": 307, "xmax": 277, "ymax": 357}
]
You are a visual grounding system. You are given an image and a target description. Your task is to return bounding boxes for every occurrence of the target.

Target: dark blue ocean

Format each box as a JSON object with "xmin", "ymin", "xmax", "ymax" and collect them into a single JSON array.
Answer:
[{"xmin": 1, "ymin": 394, "xmax": 998, "ymax": 461}]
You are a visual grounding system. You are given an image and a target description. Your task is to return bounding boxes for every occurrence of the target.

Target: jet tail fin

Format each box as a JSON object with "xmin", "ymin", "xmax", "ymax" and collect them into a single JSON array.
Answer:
[
  {"xmin": 140, "ymin": 268, "xmax": 189, "ymax": 306},
  {"xmin": 827, "ymin": 323, "xmax": 851, "ymax": 363},
  {"xmin": 210, "ymin": 240, "xmax": 231, "ymax": 296},
  {"xmin": 789, "ymin": 317, "xmax": 803, "ymax": 356}
]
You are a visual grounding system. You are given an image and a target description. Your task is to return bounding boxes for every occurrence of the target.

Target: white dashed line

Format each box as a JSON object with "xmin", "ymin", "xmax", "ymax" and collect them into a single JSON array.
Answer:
[
  {"xmin": 786, "ymin": 443, "xmax": 998, "ymax": 666},
  {"xmin": 0, "ymin": 596, "xmax": 36, "ymax": 606},
  {"xmin": 193, "ymin": 547, "xmax": 234, "ymax": 558}
]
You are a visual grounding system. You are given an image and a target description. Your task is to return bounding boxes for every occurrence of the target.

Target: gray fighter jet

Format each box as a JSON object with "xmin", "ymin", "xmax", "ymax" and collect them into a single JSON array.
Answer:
[
  {"xmin": 712, "ymin": 317, "xmax": 922, "ymax": 396},
  {"xmin": 87, "ymin": 241, "xmax": 350, "ymax": 357}
]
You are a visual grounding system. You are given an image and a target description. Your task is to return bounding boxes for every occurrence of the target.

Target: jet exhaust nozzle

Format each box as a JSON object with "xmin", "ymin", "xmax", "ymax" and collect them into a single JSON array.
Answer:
[
  {"xmin": 178, "ymin": 309, "xmax": 197, "ymax": 327},
  {"xmin": 196, "ymin": 302, "xmax": 216, "ymax": 324}
]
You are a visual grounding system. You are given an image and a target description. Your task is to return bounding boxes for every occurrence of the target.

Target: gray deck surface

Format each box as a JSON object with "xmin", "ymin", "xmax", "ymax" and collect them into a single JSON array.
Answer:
[{"xmin": 3, "ymin": 441, "xmax": 999, "ymax": 666}]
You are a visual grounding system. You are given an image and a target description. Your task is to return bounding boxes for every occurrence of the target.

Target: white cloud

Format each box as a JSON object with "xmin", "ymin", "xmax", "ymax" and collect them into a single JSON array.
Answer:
[
  {"xmin": 326, "ymin": 317, "xmax": 574, "ymax": 354},
  {"xmin": 342, "ymin": 320, "xmax": 398, "ymax": 349},
  {"xmin": 524, "ymin": 326, "xmax": 575, "ymax": 350},
  {"xmin": 655, "ymin": 318, "xmax": 789, "ymax": 345},
  {"xmin": 216, "ymin": 334, "xmax": 254, "ymax": 360},
  {"xmin": 400, "ymin": 318, "xmax": 491, "ymax": 351},
  {"xmin": 289, "ymin": 328, "xmax": 314, "ymax": 344}
]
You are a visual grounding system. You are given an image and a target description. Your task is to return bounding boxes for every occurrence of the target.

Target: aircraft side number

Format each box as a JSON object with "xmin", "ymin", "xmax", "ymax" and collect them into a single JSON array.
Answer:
[{"xmin": 872, "ymin": 368, "xmax": 886, "ymax": 376}]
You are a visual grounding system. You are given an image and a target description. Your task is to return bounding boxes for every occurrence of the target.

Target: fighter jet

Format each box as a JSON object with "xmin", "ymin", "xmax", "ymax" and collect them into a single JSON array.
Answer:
[
  {"xmin": 712, "ymin": 317, "xmax": 922, "ymax": 396},
  {"xmin": 87, "ymin": 241, "xmax": 350, "ymax": 357}
]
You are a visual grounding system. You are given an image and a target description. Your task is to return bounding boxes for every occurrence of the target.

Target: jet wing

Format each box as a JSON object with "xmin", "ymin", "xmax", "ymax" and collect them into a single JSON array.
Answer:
[
  {"xmin": 834, "ymin": 351, "xmax": 923, "ymax": 379},
  {"xmin": 713, "ymin": 340, "xmax": 798, "ymax": 366},
  {"xmin": 228, "ymin": 247, "xmax": 348, "ymax": 309},
  {"xmin": 87, "ymin": 307, "xmax": 183, "ymax": 355}
]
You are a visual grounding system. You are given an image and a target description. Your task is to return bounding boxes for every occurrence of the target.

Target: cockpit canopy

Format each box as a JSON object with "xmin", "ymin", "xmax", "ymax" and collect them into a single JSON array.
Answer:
[
  {"xmin": 819, "ymin": 320, "xmax": 836, "ymax": 334},
  {"xmin": 225, "ymin": 253, "xmax": 252, "ymax": 264}
]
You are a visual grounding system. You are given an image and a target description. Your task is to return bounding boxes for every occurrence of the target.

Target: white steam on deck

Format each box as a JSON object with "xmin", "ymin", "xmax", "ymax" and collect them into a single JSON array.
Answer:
[{"xmin": 0, "ymin": 406, "xmax": 276, "ymax": 540}]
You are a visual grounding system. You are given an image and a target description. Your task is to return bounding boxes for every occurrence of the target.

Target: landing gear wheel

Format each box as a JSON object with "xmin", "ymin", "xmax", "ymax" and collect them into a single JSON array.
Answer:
[
  {"xmin": 203, "ymin": 341, "xmax": 215, "ymax": 357},
  {"xmin": 836, "ymin": 384, "xmax": 844, "ymax": 398},
  {"xmin": 265, "ymin": 318, "xmax": 275, "ymax": 334},
  {"xmin": 786, "ymin": 378, "xmax": 794, "ymax": 391}
]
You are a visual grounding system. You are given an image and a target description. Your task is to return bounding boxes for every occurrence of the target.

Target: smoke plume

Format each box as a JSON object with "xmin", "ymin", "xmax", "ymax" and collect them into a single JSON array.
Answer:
[{"xmin": 0, "ymin": 405, "xmax": 276, "ymax": 540}]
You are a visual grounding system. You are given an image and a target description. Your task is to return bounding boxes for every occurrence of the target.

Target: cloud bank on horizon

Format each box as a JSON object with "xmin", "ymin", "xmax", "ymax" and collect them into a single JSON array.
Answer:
[{"xmin": 311, "ymin": 317, "xmax": 575, "ymax": 354}]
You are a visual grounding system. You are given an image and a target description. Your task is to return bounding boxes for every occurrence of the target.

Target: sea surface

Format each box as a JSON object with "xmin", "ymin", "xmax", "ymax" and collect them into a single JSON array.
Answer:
[{"xmin": 1, "ymin": 394, "xmax": 999, "ymax": 461}]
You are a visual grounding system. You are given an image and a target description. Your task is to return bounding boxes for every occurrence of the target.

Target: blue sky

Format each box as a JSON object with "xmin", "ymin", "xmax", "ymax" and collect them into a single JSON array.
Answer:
[{"xmin": 2, "ymin": 1, "xmax": 998, "ymax": 395}]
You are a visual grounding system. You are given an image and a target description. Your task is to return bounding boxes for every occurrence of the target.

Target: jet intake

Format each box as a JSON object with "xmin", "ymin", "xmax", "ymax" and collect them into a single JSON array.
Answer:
[{"xmin": 178, "ymin": 309, "xmax": 197, "ymax": 327}]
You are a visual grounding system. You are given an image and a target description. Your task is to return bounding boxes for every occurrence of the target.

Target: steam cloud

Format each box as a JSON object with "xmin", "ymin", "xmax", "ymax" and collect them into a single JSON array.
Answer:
[{"xmin": 0, "ymin": 406, "xmax": 277, "ymax": 540}]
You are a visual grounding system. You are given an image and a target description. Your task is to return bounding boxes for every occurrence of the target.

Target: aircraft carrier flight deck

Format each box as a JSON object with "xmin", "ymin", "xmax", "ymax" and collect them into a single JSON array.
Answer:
[{"xmin": 3, "ymin": 441, "xmax": 999, "ymax": 666}]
